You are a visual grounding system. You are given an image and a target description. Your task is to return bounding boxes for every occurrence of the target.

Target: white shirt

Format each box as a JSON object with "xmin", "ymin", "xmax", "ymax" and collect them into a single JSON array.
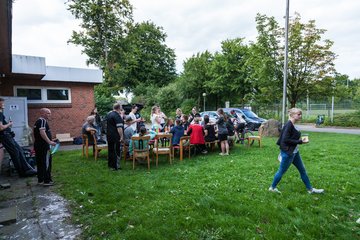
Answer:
[{"xmin": 129, "ymin": 112, "xmax": 137, "ymax": 132}]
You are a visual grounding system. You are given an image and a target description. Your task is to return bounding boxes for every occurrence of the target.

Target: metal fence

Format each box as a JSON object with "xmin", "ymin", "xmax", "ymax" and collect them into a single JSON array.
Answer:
[{"xmin": 252, "ymin": 101, "xmax": 360, "ymax": 121}]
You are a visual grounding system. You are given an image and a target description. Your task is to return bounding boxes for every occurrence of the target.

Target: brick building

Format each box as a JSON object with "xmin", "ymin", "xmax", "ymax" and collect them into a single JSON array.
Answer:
[{"xmin": 0, "ymin": 0, "xmax": 103, "ymax": 140}]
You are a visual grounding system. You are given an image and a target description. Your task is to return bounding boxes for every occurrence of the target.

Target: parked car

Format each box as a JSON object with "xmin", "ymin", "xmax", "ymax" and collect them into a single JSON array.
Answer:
[
  {"xmin": 199, "ymin": 111, "xmax": 234, "ymax": 124},
  {"xmin": 223, "ymin": 108, "xmax": 266, "ymax": 130}
]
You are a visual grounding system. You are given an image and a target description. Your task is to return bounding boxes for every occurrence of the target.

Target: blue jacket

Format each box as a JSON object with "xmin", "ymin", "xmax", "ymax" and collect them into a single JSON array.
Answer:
[{"xmin": 170, "ymin": 125, "xmax": 184, "ymax": 145}]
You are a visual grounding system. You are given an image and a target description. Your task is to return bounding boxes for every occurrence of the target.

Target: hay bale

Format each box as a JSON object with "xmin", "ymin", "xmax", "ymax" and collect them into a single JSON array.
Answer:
[{"xmin": 262, "ymin": 119, "xmax": 281, "ymax": 137}]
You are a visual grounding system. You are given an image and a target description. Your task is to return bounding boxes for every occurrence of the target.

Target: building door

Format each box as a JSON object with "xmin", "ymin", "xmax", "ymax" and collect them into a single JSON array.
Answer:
[{"xmin": 1, "ymin": 96, "xmax": 29, "ymax": 146}]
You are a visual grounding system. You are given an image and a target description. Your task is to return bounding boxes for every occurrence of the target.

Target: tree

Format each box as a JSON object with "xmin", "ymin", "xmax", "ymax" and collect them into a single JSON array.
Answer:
[
  {"xmin": 121, "ymin": 21, "xmax": 177, "ymax": 96},
  {"xmin": 246, "ymin": 14, "xmax": 284, "ymax": 108},
  {"xmin": 67, "ymin": 0, "xmax": 134, "ymax": 100},
  {"xmin": 67, "ymin": 0, "xmax": 133, "ymax": 69},
  {"xmin": 178, "ymin": 51, "xmax": 214, "ymax": 109},
  {"xmin": 251, "ymin": 13, "xmax": 337, "ymax": 108},
  {"xmin": 207, "ymin": 38, "xmax": 251, "ymax": 107}
]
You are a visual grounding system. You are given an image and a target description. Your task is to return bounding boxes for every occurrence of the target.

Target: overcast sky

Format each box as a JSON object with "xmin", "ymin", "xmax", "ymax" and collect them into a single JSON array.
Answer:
[{"xmin": 12, "ymin": 0, "xmax": 360, "ymax": 79}]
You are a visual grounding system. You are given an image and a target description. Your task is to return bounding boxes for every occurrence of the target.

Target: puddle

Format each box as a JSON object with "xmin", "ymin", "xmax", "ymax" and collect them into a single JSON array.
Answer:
[{"xmin": 1, "ymin": 192, "xmax": 81, "ymax": 240}]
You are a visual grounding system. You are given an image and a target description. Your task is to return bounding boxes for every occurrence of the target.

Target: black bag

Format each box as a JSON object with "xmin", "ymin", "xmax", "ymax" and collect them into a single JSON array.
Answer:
[{"xmin": 73, "ymin": 136, "xmax": 83, "ymax": 145}]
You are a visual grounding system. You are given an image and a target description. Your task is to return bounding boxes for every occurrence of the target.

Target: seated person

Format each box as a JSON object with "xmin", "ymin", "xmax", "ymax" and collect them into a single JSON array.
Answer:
[
  {"xmin": 0, "ymin": 98, "xmax": 36, "ymax": 177},
  {"xmin": 170, "ymin": 119, "xmax": 184, "ymax": 146},
  {"xmin": 124, "ymin": 116, "xmax": 135, "ymax": 158},
  {"xmin": 151, "ymin": 115, "xmax": 163, "ymax": 133},
  {"xmin": 129, "ymin": 127, "xmax": 156, "ymax": 162},
  {"xmin": 181, "ymin": 114, "xmax": 190, "ymax": 134},
  {"xmin": 124, "ymin": 116, "xmax": 135, "ymax": 146},
  {"xmin": 187, "ymin": 118, "xmax": 207, "ymax": 154},
  {"xmin": 203, "ymin": 115, "xmax": 216, "ymax": 142},
  {"xmin": 164, "ymin": 118, "xmax": 174, "ymax": 132},
  {"xmin": 82, "ymin": 116, "xmax": 106, "ymax": 144}
]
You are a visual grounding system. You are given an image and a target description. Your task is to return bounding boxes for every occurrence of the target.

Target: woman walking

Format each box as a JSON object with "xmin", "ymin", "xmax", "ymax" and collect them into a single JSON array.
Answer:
[{"xmin": 269, "ymin": 108, "xmax": 324, "ymax": 194}]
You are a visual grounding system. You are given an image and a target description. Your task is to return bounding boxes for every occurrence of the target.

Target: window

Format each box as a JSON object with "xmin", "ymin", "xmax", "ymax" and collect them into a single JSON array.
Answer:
[
  {"xmin": 47, "ymin": 89, "xmax": 69, "ymax": 101},
  {"xmin": 14, "ymin": 86, "xmax": 71, "ymax": 103},
  {"xmin": 17, "ymin": 88, "xmax": 42, "ymax": 100}
]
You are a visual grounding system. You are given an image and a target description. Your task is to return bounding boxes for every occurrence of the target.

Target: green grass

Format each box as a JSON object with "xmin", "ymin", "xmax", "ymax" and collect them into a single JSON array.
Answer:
[{"xmin": 54, "ymin": 133, "xmax": 360, "ymax": 239}]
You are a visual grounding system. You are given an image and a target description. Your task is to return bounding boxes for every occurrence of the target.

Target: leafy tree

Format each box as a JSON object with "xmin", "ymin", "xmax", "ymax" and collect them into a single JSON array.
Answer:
[
  {"xmin": 155, "ymin": 82, "xmax": 183, "ymax": 115},
  {"xmin": 67, "ymin": 0, "xmax": 133, "ymax": 69},
  {"xmin": 178, "ymin": 51, "xmax": 214, "ymax": 109},
  {"xmin": 207, "ymin": 38, "xmax": 251, "ymax": 107},
  {"xmin": 348, "ymin": 78, "xmax": 360, "ymax": 103},
  {"xmin": 94, "ymin": 84, "xmax": 115, "ymax": 115},
  {"xmin": 251, "ymin": 13, "xmax": 337, "ymax": 108},
  {"xmin": 67, "ymin": 0, "xmax": 134, "ymax": 98},
  {"xmin": 246, "ymin": 14, "xmax": 283, "ymax": 107},
  {"xmin": 124, "ymin": 21, "xmax": 177, "ymax": 96}
]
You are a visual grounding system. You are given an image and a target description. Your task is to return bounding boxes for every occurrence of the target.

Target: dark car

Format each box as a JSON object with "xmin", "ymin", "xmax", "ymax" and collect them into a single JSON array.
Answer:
[{"xmin": 223, "ymin": 108, "xmax": 266, "ymax": 130}]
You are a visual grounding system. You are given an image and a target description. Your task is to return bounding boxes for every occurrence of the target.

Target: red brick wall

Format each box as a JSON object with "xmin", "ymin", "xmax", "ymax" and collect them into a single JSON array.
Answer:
[{"xmin": 1, "ymin": 77, "xmax": 97, "ymax": 138}]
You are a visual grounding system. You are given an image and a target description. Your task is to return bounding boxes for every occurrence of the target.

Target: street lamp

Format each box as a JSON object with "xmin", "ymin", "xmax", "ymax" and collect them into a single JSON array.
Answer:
[{"xmin": 202, "ymin": 93, "xmax": 206, "ymax": 111}]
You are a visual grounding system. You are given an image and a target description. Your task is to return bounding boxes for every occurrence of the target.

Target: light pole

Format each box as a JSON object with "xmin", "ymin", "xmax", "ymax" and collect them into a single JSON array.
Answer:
[
  {"xmin": 282, "ymin": 0, "xmax": 290, "ymax": 126},
  {"xmin": 202, "ymin": 93, "xmax": 206, "ymax": 111}
]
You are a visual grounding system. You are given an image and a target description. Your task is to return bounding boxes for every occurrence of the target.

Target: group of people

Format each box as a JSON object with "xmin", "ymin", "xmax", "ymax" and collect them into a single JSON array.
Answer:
[
  {"xmin": 84, "ymin": 103, "xmax": 145, "ymax": 171},
  {"xmin": 150, "ymin": 106, "xmax": 239, "ymax": 156},
  {"xmin": 0, "ymin": 96, "xmax": 324, "ymax": 194},
  {"xmin": 0, "ymin": 97, "xmax": 56, "ymax": 186},
  {"xmin": 147, "ymin": 105, "xmax": 324, "ymax": 194}
]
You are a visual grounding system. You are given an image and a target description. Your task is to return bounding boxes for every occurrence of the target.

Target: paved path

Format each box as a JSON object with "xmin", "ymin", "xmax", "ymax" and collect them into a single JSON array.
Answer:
[
  {"xmin": 296, "ymin": 124, "xmax": 360, "ymax": 135},
  {"xmin": 0, "ymin": 176, "xmax": 81, "ymax": 239}
]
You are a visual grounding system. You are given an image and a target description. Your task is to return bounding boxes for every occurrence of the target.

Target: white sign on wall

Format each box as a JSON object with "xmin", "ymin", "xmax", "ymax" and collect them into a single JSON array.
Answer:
[{"xmin": 9, "ymin": 104, "xmax": 20, "ymax": 111}]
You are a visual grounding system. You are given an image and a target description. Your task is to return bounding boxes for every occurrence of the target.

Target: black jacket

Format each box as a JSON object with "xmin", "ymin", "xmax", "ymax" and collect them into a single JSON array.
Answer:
[{"xmin": 276, "ymin": 120, "xmax": 303, "ymax": 155}]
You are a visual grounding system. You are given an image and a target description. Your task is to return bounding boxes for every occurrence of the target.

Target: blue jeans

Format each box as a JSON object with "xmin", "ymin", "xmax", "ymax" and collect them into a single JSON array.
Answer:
[{"xmin": 271, "ymin": 150, "xmax": 312, "ymax": 190}]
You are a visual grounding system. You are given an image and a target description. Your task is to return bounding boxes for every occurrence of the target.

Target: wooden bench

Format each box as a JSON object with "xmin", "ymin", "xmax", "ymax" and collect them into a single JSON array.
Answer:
[{"xmin": 56, "ymin": 133, "xmax": 74, "ymax": 143}]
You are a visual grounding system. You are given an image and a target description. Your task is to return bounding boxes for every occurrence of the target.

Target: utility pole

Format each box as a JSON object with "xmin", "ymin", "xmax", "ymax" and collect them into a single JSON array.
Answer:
[{"xmin": 282, "ymin": 0, "xmax": 290, "ymax": 126}]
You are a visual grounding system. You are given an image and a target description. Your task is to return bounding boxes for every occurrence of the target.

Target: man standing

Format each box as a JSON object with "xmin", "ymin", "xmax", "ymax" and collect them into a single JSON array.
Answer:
[
  {"xmin": 0, "ymin": 98, "xmax": 36, "ymax": 177},
  {"xmin": 33, "ymin": 108, "xmax": 56, "ymax": 186},
  {"xmin": 106, "ymin": 103, "xmax": 124, "ymax": 170},
  {"xmin": 128, "ymin": 105, "xmax": 141, "ymax": 133}
]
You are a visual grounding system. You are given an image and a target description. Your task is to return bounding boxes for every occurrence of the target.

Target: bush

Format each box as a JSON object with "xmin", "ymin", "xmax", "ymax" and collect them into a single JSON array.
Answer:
[
  {"xmin": 181, "ymin": 99, "xmax": 197, "ymax": 116},
  {"xmin": 324, "ymin": 110, "xmax": 360, "ymax": 127}
]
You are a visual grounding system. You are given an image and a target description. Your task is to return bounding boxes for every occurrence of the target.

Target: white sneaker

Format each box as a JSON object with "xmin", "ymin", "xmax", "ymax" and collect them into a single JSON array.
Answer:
[
  {"xmin": 268, "ymin": 187, "xmax": 281, "ymax": 194},
  {"xmin": 219, "ymin": 153, "xmax": 224, "ymax": 156},
  {"xmin": 308, "ymin": 188, "xmax": 324, "ymax": 194}
]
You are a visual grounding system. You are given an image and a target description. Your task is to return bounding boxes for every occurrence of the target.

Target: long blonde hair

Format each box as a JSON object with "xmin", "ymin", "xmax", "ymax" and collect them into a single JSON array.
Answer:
[{"xmin": 150, "ymin": 105, "xmax": 158, "ymax": 117}]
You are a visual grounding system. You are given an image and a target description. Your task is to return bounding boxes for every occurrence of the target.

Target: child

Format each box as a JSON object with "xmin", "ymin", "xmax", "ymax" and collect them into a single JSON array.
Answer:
[{"xmin": 170, "ymin": 119, "xmax": 184, "ymax": 146}]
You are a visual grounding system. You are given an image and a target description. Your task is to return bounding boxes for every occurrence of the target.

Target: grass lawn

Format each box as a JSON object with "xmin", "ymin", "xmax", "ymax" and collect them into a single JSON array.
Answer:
[{"xmin": 54, "ymin": 132, "xmax": 360, "ymax": 239}]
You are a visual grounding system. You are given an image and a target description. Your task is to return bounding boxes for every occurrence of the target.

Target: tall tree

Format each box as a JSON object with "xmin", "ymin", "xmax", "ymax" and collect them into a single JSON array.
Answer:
[
  {"xmin": 246, "ymin": 14, "xmax": 283, "ymax": 107},
  {"xmin": 67, "ymin": 0, "xmax": 134, "ymax": 112},
  {"xmin": 121, "ymin": 21, "xmax": 177, "ymax": 96},
  {"xmin": 67, "ymin": 0, "xmax": 133, "ymax": 69},
  {"xmin": 251, "ymin": 13, "xmax": 337, "ymax": 108},
  {"xmin": 178, "ymin": 51, "xmax": 214, "ymax": 108},
  {"xmin": 207, "ymin": 38, "xmax": 251, "ymax": 106}
]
